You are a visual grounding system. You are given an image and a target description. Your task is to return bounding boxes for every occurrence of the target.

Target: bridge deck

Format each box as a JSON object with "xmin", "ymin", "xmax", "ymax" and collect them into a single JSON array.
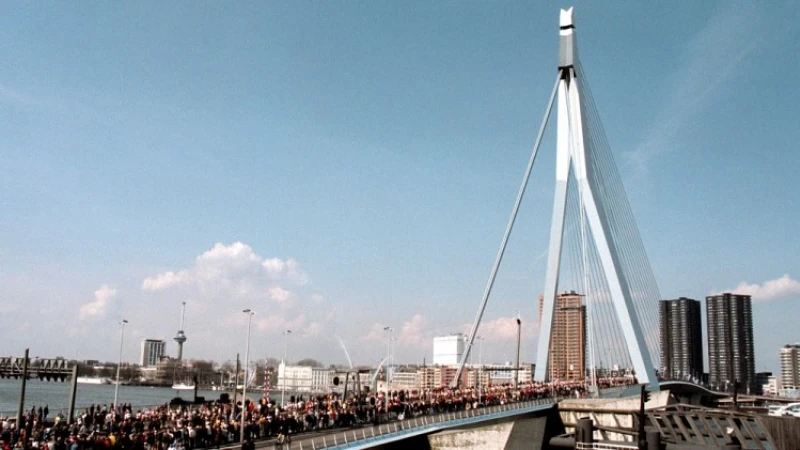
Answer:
[{"xmin": 246, "ymin": 398, "xmax": 559, "ymax": 450}]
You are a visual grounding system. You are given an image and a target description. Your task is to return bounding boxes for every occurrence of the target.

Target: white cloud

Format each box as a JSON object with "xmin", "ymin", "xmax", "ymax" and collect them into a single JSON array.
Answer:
[
  {"xmin": 360, "ymin": 323, "xmax": 389, "ymax": 343},
  {"xmin": 717, "ymin": 274, "xmax": 800, "ymax": 302},
  {"xmin": 359, "ymin": 313, "xmax": 429, "ymax": 347},
  {"xmin": 80, "ymin": 284, "xmax": 117, "ymax": 319},
  {"xmin": 141, "ymin": 271, "xmax": 187, "ymax": 291},
  {"xmin": 463, "ymin": 315, "xmax": 538, "ymax": 343},
  {"xmin": 269, "ymin": 286, "xmax": 295, "ymax": 303},
  {"xmin": 135, "ymin": 242, "xmax": 326, "ymax": 358},
  {"xmin": 141, "ymin": 242, "xmax": 310, "ymax": 303},
  {"xmin": 263, "ymin": 258, "xmax": 310, "ymax": 285},
  {"xmin": 400, "ymin": 314, "xmax": 426, "ymax": 345},
  {"xmin": 263, "ymin": 258, "xmax": 286, "ymax": 276},
  {"xmin": 255, "ymin": 313, "xmax": 322, "ymax": 338}
]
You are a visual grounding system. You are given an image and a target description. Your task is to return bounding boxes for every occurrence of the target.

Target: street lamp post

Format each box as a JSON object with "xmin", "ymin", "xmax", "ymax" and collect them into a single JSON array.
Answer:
[
  {"xmin": 477, "ymin": 336, "xmax": 484, "ymax": 366},
  {"xmin": 383, "ymin": 327, "xmax": 393, "ymax": 389},
  {"xmin": 476, "ymin": 336, "xmax": 484, "ymax": 400},
  {"xmin": 240, "ymin": 309, "xmax": 255, "ymax": 444},
  {"xmin": 281, "ymin": 330, "xmax": 292, "ymax": 405},
  {"xmin": 113, "ymin": 319, "xmax": 128, "ymax": 410}
]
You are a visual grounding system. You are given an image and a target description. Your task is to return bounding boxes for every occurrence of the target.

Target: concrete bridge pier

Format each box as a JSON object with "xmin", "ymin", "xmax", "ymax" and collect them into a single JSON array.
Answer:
[{"xmin": 425, "ymin": 407, "xmax": 565, "ymax": 450}]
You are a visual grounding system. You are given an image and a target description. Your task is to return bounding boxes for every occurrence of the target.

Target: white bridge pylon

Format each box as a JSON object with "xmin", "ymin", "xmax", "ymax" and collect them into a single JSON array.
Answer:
[
  {"xmin": 453, "ymin": 7, "xmax": 658, "ymax": 392},
  {"xmin": 534, "ymin": 8, "xmax": 657, "ymax": 391}
]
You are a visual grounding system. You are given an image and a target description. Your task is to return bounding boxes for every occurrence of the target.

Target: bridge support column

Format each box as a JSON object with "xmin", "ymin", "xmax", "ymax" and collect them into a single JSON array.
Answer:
[
  {"xmin": 67, "ymin": 364, "xmax": 79, "ymax": 424},
  {"xmin": 576, "ymin": 417, "xmax": 594, "ymax": 445},
  {"xmin": 15, "ymin": 348, "xmax": 29, "ymax": 428}
]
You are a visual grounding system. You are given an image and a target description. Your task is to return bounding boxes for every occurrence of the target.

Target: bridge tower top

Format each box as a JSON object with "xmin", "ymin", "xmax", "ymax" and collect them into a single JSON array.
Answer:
[{"xmin": 559, "ymin": 7, "xmax": 577, "ymax": 69}]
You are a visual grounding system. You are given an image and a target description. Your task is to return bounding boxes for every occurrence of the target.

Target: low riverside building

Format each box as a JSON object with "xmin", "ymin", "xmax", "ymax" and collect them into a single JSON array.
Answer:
[
  {"xmin": 433, "ymin": 334, "xmax": 466, "ymax": 365},
  {"xmin": 377, "ymin": 364, "xmax": 534, "ymax": 391},
  {"xmin": 277, "ymin": 362, "xmax": 313, "ymax": 392},
  {"xmin": 391, "ymin": 369, "xmax": 422, "ymax": 390},
  {"xmin": 311, "ymin": 368, "xmax": 332, "ymax": 392},
  {"xmin": 483, "ymin": 363, "xmax": 533, "ymax": 386},
  {"xmin": 763, "ymin": 375, "xmax": 782, "ymax": 396}
]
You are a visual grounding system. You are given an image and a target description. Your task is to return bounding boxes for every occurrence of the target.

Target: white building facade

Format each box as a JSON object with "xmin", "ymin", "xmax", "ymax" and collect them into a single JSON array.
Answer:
[
  {"xmin": 140, "ymin": 339, "xmax": 166, "ymax": 367},
  {"xmin": 780, "ymin": 344, "xmax": 800, "ymax": 390},
  {"xmin": 763, "ymin": 375, "xmax": 782, "ymax": 396},
  {"xmin": 277, "ymin": 363, "xmax": 313, "ymax": 392},
  {"xmin": 311, "ymin": 368, "xmax": 332, "ymax": 392},
  {"xmin": 433, "ymin": 334, "xmax": 466, "ymax": 366}
]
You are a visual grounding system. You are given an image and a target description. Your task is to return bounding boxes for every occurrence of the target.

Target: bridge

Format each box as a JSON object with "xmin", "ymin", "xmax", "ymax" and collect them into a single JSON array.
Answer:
[
  {"xmin": 7, "ymin": 6, "xmax": 791, "ymax": 450},
  {"xmin": 227, "ymin": 383, "xmax": 794, "ymax": 450},
  {"xmin": 251, "ymin": 398, "xmax": 561, "ymax": 450},
  {"xmin": 285, "ymin": 5, "xmax": 796, "ymax": 449}
]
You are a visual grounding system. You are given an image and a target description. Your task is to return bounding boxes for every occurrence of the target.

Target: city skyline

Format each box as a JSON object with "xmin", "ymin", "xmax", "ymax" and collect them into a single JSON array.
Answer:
[{"xmin": 2, "ymin": 2, "xmax": 799, "ymax": 374}]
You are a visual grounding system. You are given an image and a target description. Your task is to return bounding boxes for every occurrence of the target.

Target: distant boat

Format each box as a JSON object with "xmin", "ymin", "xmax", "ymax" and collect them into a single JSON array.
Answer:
[
  {"xmin": 77, "ymin": 376, "xmax": 111, "ymax": 385},
  {"xmin": 172, "ymin": 382, "xmax": 196, "ymax": 390}
]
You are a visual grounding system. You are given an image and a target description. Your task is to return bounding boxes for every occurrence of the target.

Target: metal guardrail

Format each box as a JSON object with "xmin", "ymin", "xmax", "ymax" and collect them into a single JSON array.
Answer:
[{"xmin": 283, "ymin": 397, "xmax": 562, "ymax": 450}]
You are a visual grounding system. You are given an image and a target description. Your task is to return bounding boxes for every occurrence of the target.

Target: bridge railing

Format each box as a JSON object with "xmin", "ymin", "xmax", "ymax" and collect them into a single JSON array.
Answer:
[{"xmin": 302, "ymin": 397, "xmax": 562, "ymax": 450}]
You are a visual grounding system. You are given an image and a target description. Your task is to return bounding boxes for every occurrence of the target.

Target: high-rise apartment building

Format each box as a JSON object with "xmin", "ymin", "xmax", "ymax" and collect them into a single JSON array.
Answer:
[
  {"xmin": 539, "ymin": 291, "xmax": 586, "ymax": 381},
  {"xmin": 780, "ymin": 344, "xmax": 800, "ymax": 389},
  {"xmin": 706, "ymin": 293, "xmax": 755, "ymax": 393},
  {"xmin": 140, "ymin": 339, "xmax": 166, "ymax": 367},
  {"xmin": 659, "ymin": 298, "xmax": 703, "ymax": 381}
]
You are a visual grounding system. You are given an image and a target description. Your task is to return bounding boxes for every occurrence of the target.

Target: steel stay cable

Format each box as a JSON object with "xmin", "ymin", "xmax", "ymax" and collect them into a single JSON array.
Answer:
[
  {"xmin": 563, "ymin": 80, "xmax": 592, "ymax": 386},
  {"xmin": 579, "ymin": 78, "xmax": 661, "ymax": 360},
  {"xmin": 454, "ymin": 74, "xmax": 561, "ymax": 385},
  {"xmin": 576, "ymin": 64, "xmax": 659, "ymax": 368},
  {"xmin": 576, "ymin": 64, "xmax": 661, "ymax": 356},
  {"xmin": 574, "ymin": 84, "xmax": 625, "ymax": 371},
  {"xmin": 582, "ymin": 82, "xmax": 659, "ymax": 366},
  {"xmin": 577, "ymin": 64, "xmax": 661, "ymax": 365},
  {"xmin": 570, "ymin": 69, "xmax": 629, "ymax": 373}
]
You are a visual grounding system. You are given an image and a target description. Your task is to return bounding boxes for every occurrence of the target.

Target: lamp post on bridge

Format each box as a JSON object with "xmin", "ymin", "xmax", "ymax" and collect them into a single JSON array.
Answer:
[
  {"xmin": 383, "ymin": 326, "xmax": 394, "ymax": 389},
  {"xmin": 281, "ymin": 329, "xmax": 292, "ymax": 405},
  {"xmin": 475, "ymin": 336, "xmax": 485, "ymax": 400},
  {"xmin": 113, "ymin": 319, "xmax": 128, "ymax": 410},
  {"xmin": 240, "ymin": 309, "xmax": 255, "ymax": 444},
  {"xmin": 515, "ymin": 313, "xmax": 522, "ymax": 389}
]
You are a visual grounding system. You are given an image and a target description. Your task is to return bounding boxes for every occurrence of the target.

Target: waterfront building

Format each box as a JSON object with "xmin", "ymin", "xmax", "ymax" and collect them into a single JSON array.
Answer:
[
  {"xmin": 391, "ymin": 369, "xmax": 422, "ymax": 390},
  {"xmin": 466, "ymin": 366, "xmax": 491, "ymax": 390},
  {"xmin": 277, "ymin": 363, "xmax": 313, "ymax": 392},
  {"xmin": 780, "ymin": 344, "xmax": 800, "ymax": 390},
  {"xmin": 483, "ymin": 363, "xmax": 533, "ymax": 386},
  {"xmin": 420, "ymin": 366, "xmax": 463, "ymax": 389},
  {"xmin": 155, "ymin": 357, "xmax": 181, "ymax": 385},
  {"xmin": 659, "ymin": 298, "xmax": 703, "ymax": 381},
  {"xmin": 706, "ymin": 293, "xmax": 755, "ymax": 393},
  {"xmin": 433, "ymin": 334, "xmax": 466, "ymax": 366},
  {"xmin": 140, "ymin": 339, "xmax": 166, "ymax": 368},
  {"xmin": 763, "ymin": 375, "xmax": 782, "ymax": 396},
  {"xmin": 539, "ymin": 291, "xmax": 586, "ymax": 381},
  {"xmin": 311, "ymin": 368, "xmax": 332, "ymax": 392}
]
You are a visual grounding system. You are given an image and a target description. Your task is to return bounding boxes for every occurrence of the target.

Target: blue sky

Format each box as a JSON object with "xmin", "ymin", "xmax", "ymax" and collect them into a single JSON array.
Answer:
[{"xmin": 1, "ymin": 1, "xmax": 798, "ymax": 375}]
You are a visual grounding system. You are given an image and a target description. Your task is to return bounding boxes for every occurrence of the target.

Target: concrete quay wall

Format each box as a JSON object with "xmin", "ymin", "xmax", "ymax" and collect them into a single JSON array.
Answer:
[
  {"xmin": 426, "ymin": 409, "xmax": 562, "ymax": 450},
  {"xmin": 557, "ymin": 390, "xmax": 672, "ymax": 442}
]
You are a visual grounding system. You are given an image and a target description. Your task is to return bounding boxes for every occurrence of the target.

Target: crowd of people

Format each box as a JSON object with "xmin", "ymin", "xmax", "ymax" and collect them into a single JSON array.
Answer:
[{"xmin": 0, "ymin": 377, "xmax": 634, "ymax": 450}]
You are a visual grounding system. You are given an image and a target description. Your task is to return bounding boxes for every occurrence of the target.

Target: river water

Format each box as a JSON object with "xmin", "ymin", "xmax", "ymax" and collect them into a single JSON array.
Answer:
[{"xmin": 0, "ymin": 379, "xmax": 232, "ymax": 417}]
